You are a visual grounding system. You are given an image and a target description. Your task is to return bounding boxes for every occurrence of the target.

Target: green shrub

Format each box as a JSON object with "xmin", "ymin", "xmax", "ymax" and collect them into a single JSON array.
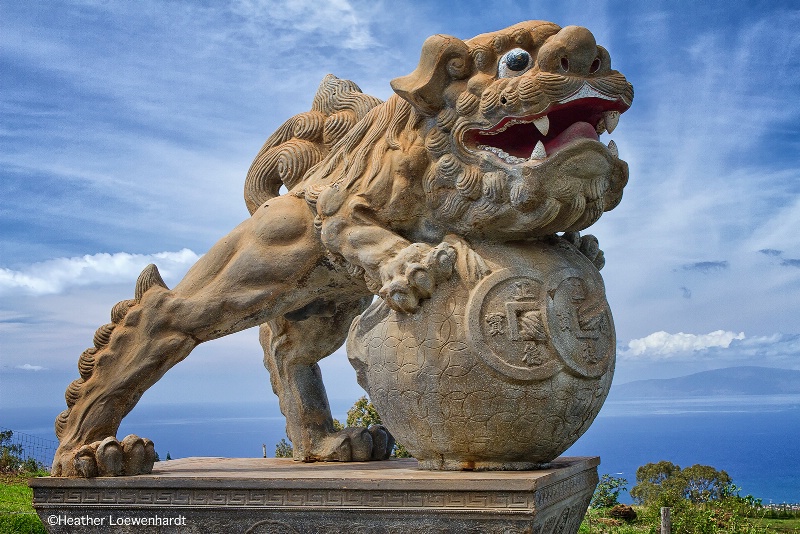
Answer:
[
  {"xmin": 0, "ymin": 431, "xmax": 46, "ymax": 475},
  {"xmin": 631, "ymin": 462, "xmax": 735, "ymax": 508},
  {"xmin": 592, "ymin": 474, "xmax": 629, "ymax": 508},
  {"xmin": 615, "ymin": 461, "xmax": 776, "ymax": 534},
  {"xmin": 274, "ymin": 438, "xmax": 293, "ymax": 458}
]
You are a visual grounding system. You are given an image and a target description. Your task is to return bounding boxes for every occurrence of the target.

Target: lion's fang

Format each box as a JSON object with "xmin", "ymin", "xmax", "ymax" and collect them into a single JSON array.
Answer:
[
  {"xmin": 531, "ymin": 141, "xmax": 546, "ymax": 160},
  {"xmin": 603, "ymin": 111, "xmax": 620, "ymax": 133},
  {"xmin": 533, "ymin": 115, "xmax": 549, "ymax": 136},
  {"xmin": 607, "ymin": 140, "xmax": 618, "ymax": 157}
]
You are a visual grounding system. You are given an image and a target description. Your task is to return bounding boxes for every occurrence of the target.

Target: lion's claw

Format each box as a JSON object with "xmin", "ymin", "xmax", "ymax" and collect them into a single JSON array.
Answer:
[
  {"xmin": 367, "ymin": 425, "xmax": 395, "ymax": 460},
  {"xmin": 428, "ymin": 242, "xmax": 456, "ymax": 278},
  {"xmin": 122, "ymin": 434, "xmax": 151, "ymax": 474},
  {"xmin": 382, "ymin": 285, "xmax": 420, "ymax": 313},
  {"xmin": 56, "ymin": 435, "xmax": 156, "ymax": 477},
  {"xmin": 378, "ymin": 242, "xmax": 456, "ymax": 313},
  {"xmin": 563, "ymin": 232, "xmax": 605, "ymax": 270},
  {"xmin": 407, "ymin": 264, "xmax": 434, "ymax": 297},
  {"xmin": 304, "ymin": 425, "xmax": 395, "ymax": 462}
]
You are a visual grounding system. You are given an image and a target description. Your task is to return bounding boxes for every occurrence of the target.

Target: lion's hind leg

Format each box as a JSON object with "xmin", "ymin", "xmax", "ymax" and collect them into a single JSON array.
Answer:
[
  {"xmin": 52, "ymin": 193, "xmax": 346, "ymax": 476},
  {"xmin": 53, "ymin": 264, "xmax": 184, "ymax": 477}
]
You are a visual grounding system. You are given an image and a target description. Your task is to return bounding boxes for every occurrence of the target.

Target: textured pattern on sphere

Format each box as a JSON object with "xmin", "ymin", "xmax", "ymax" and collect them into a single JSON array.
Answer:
[{"xmin": 350, "ymin": 240, "xmax": 614, "ymax": 469}]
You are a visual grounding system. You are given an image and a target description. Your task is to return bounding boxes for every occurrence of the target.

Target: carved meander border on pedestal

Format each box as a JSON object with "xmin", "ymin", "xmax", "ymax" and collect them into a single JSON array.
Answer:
[{"xmin": 33, "ymin": 469, "xmax": 597, "ymax": 512}]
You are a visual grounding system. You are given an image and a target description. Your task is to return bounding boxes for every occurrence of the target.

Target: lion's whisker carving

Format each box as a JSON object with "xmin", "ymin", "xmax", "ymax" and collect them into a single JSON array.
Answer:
[{"xmin": 51, "ymin": 20, "xmax": 632, "ymax": 478}]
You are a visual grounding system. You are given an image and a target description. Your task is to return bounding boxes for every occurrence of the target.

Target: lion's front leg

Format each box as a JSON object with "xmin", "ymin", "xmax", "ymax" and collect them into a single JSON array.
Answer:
[
  {"xmin": 260, "ymin": 300, "xmax": 395, "ymax": 463},
  {"xmin": 319, "ymin": 200, "xmax": 457, "ymax": 313}
]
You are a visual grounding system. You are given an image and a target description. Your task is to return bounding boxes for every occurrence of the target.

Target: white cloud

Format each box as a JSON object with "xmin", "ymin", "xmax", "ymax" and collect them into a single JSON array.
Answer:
[
  {"xmin": 15, "ymin": 364, "xmax": 45, "ymax": 371},
  {"xmin": 614, "ymin": 332, "xmax": 800, "ymax": 383},
  {"xmin": 622, "ymin": 330, "xmax": 746, "ymax": 359},
  {"xmin": 0, "ymin": 249, "xmax": 200, "ymax": 296}
]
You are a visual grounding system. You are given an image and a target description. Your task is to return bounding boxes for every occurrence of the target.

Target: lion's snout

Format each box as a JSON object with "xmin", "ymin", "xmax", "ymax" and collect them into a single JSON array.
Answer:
[{"xmin": 536, "ymin": 25, "xmax": 608, "ymax": 76}]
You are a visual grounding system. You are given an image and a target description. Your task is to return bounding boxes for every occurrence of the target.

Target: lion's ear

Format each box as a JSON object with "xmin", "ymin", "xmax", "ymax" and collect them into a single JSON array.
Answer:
[{"xmin": 391, "ymin": 34, "xmax": 471, "ymax": 116}]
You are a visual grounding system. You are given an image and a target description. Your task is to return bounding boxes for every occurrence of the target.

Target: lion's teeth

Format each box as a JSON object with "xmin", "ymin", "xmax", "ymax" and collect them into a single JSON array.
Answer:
[
  {"xmin": 533, "ymin": 115, "xmax": 550, "ymax": 136},
  {"xmin": 607, "ymin": 140, "xmax": 618, "ymax": 157},
  {"xmin": 531, "ymin": 140, "xmax": 546, "ymax": 160},
  {"xmin": 603, "ymin": 111, "xmax": 620, "ymax": 133},
  {"xmin": 477, "ymin": 144, "xmax": 525, "ymax": 164}
]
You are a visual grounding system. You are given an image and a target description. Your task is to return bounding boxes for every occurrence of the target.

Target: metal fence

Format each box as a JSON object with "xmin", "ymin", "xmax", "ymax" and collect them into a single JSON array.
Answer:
[{"xmin": 0, "ymin": 426, "xmax": 57, "ymax": 470}]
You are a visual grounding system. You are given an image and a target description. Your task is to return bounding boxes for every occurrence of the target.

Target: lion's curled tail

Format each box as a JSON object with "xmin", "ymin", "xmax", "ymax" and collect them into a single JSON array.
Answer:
[{"xmin": 243, "ymin": 74, "xmax": 383, "ymax": 214}]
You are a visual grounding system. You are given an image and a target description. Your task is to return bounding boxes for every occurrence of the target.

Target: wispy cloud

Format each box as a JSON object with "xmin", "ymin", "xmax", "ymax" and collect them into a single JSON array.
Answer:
[
  {"xmin": 588, "ymin": 7, "xmax": 800, "ymax": 344},
  {"xmin": 0, "ymin": 250, "xmax": 200, "ymax": 296},
  {"xmin": 681, "ymin": 261, "xmax": 729, "ymax": 274},
  {"xmin": 231, "ymin": 0, "xmax": 379, "ymax": 50},
  {"xmin": 737, "ymin": 333, "xmax": 800, "ymax": 359},
  {"xmin": 15, "ymin": 364, "xmax": 46, "ymax": 371},
  {"xmin": 0, "ymin": 0, "xmax": 402, "ymax": 268}
]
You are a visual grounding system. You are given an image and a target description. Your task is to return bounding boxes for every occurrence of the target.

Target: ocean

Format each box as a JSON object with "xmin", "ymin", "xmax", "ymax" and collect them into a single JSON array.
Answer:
[
  {"xmin": 567, "ymin": 394, "xmax": 800, "ymax": 504},
  {"xmin": 2, "ymin": 394, "xmax": 798, "ymax": 504}
]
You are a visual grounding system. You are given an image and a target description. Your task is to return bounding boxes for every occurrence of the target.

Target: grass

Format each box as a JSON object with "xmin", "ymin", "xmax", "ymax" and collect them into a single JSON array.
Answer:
[
  {"xmin": 581, "ymin": 507, "xmax": 650, "ymax": 534},
  {"xmin": 750, "ymin": 518, "xmax": 800, "ymax": 534},
  {"xmin": 0, "ymin": 472, "xmax": 48, "ymax": 534},
  {"xmin": 580, "ymin": 504, "xmax": 800, "ymax": 534}
]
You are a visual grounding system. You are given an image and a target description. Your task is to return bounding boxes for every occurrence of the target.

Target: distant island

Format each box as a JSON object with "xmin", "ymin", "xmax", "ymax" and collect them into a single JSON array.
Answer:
[{"xmin": 611, "ymin": 366, "xmax": 800, "ymax": 399}]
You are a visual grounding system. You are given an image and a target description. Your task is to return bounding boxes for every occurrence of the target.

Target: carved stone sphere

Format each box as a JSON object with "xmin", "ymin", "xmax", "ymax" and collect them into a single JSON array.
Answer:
[{"xmin": 348, "ymin": 238, "xmax": 615, "ymax": 470}]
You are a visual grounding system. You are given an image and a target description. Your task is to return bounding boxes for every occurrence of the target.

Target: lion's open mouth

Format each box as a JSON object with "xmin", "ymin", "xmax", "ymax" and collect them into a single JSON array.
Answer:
[{"xmin": 463, "ymin": 96, "xmax": 627, "ymax": 165}]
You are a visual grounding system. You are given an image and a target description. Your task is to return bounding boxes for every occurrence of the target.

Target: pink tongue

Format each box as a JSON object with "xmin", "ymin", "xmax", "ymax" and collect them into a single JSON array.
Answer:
[{"xmin": 544, "ymin": 122, "xmax": 598, "ymax": 154}]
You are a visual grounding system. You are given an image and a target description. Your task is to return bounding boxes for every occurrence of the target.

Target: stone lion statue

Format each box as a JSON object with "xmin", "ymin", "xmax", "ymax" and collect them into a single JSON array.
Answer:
[{"xmin": 52, "ymin": 20, "xmax": 632, "ymax": 477}]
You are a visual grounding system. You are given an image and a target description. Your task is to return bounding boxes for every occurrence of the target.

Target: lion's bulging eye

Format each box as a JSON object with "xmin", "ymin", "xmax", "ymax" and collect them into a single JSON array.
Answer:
[
  {"xmin": 499, "ymin": 48, "xmax": 532, "ymax": 77},
  {"xmin": 505, "ymin": 50, "xmax": 530, "ymax": 71}
]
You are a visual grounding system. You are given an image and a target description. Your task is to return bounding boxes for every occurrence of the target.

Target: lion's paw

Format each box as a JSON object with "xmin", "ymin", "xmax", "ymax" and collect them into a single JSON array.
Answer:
[
  {"xmin": 53, "ymin": 435, "xmax": 156, "ymax": 477},
  {"xmin": 309, "ymin": 425, "xmax": 395, "ymax": 462},
  {"xmin": 378, "ymin": 242, "xmax": 456, "ymax": 313},
  {"xmin": 563, "ymin": 232, "xmax": 605, "ymax": 270}
]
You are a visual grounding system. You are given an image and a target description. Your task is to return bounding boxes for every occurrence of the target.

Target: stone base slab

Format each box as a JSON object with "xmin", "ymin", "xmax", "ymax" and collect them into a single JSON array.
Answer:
[{"xmin": 31, "ymin": 456, "xmax": 599, "ymax": 533}]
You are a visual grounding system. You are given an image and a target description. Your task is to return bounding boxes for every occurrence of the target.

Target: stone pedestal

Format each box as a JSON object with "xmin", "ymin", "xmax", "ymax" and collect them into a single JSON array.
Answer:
[{"xmin": 31, "ymin": 456, "xmax": 599, "ymax": 533}]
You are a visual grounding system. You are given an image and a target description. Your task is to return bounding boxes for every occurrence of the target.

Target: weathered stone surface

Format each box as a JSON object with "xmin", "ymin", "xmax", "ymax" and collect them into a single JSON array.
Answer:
[
  {"xmin": 50, "ymin": 20, "xmax": 632, "ymax": 477},
  {"xmin": 349, "ymin": 239, "xmax": 614, "ymax": 469},
  {"xmin": 33, "ymin": 457, "xmax": 600, "ymax": 533}
]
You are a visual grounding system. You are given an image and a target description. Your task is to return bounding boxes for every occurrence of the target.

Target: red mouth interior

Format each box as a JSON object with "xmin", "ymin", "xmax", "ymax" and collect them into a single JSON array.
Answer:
[{"xmin": 465, "ymin": 98, "xmax": 625, "ymax": 159}]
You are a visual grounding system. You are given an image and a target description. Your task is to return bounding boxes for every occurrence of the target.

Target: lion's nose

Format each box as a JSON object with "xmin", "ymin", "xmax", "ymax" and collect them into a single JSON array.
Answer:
[{"xmin": 536, "ymin": 26, "xmax": 602, "ymax": 75}]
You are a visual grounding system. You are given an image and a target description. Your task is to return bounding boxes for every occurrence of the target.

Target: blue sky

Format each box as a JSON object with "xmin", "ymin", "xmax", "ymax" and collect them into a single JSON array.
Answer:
[{"xmin": 2, "ymin": 0, "xmax": 799, "ymax": 418}]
